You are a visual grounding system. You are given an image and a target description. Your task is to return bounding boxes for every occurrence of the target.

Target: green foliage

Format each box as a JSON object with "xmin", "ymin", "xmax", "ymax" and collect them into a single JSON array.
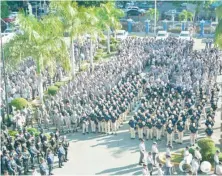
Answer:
[
  {"xmin": 197, "ymin": 138, "xmax": 216, "ymax": 164},
  {"xmin": 145, "ymin": 8, "xmax": 160, "ymax": 21},
  {"xmin": 100, "ymin": 39, "xmax": 107, "ymax": 46},
  {"xmin": 48, "ymin": 86, "xmax": 59, "ymax": 96},
  {"xmin": 8, "ymin": 130, "xmax": 18, "ymax": 138},
  {"xmin": 77, "ymin": 1, "xmax": 106, "ymax": 7},
  {"xmin": 1, "ymin": 1, "xmax": 9, "ymax": 18},
  {"xmin": 79, "ymin": 64, "xmax": 88, "ymax": 72},
  {"xmin": 111, "ymin": 37, "xmax": 118, "ymax": 44},
  {"xmin": 179, "ymin": 10, "xmax": 194, "ymax": 21},
  {"xmin": 10, "ymin": 98, "xmax": 28, "ymax": 110},
  {"xmin": 94, "ymin": 53, "xmax": 102, "ymax": 61},
  {"xmin": 27, "ymin": 128, "xmax": 40, "ymax": 137},
  {"xmin": 54, "ymin": 81, "xmax": 65, "ymax": 88},
  {"xmin": 110, "ymin": 44, "xmax": 117, "ymax": 52},
  {"xmin": 171, "ymin": 154, "xmax": 183, "ymax": 163}
]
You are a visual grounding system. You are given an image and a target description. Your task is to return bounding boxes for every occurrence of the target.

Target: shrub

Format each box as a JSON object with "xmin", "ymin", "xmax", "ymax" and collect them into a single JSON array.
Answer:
[
  {"xmin": 94, "ymin": 54, "xmax": 102, "ymax": 61},
  {"xmin": 27, "ymin": 128, "xmax": 40, "ymax": 137},
  {"xmin": 100, "ymin": 39, "xmax": 106, "ymax": 46},
  {"xmin": 48, "ymin": 86, "xmax": 59, "ymax": 96},
  {"xmin": 54, "ymin": 82, "xmax": 65, "ymax": 88},
  {"xmin": 111, "ymin": 37, "xmax": 118, "ymax": 44},
  {"xmin": 168, "ymin": 28, "xmax": 181, "ymax": 33},
  {"xmin": 10, "ymin": 98, "xmax": 28, "ymax": 110},
  {"xmin": 8, "ymin": 130, "xmax": 18, "ymax": 138},
  {"xmin": 197, "ymin": 138, "xmax": 216, "ymax": 164},
  {"xmin": 97, "ymin": 49, "xmax": 104, "ymax": 53},
  {"xmin": 110, "ymin": 44, "xmax": 117, "ymax": 52}
]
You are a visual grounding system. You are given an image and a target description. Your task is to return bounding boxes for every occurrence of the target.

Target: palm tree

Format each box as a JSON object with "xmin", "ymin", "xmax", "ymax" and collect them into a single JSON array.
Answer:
[
  {"xmin": 4, "ymin": 13, "xmax": 70, "ymax": 103},
  {"xmin": 179, "ymin": 10, "xmax": 194, "ymax": 22},
  {"xmin": 96, "ymin": 2, "xmax": 124, "ymax": 54},
  {"xmin": 50, "ymin": 0, "xmax": 81, "ymax": 77},
  {"xmin": 215, "ymin": 5, "xmax": 222, "ymax": 48},
  {"xmin": 145, "ymin": 8, "xmax": 159, "ymax": 21}
]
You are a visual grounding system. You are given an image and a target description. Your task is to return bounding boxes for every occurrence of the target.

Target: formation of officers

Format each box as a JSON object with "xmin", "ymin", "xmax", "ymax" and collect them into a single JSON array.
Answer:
[
  {"xmin": 128, "ymin": 84, "xmax": 216, "ymax": 147},
  {"xmin": 1, "ymin": 127, "xmax": 69, "ymax": 175},
  {"xmin": 80, "ymin": 73, "xmax": 146, "ymax": 135}
]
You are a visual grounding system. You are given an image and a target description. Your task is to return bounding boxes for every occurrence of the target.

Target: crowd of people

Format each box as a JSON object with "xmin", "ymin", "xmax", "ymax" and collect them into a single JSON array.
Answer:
[{"xmin": 1, "ymin": 36, "xmax": 222, "ymax": 175}]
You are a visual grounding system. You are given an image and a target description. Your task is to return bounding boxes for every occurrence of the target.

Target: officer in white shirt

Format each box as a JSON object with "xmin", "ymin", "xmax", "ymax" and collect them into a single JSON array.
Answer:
[
  {"xmin": 151, "ymin": 142, "xmax": 159, "ymax": 166},
  {"xmin": 194, "ymin": 147, "xmax": 202, "ymax": 166},
  {"xmin": 191, "ymin": 157, "xmax": 199, "ymax": 176},
  {"xmin": 214, "ymin": 150, "xmax": 220, "ymax": 174},
  {"xmin": 147, "ymin": 152, "xmax": 153, "ymax": 175},
  {"xmin": 142, "ymin": 164, "xmax": 149, "ymax": 176},
  {"xmin": 216, "ymin": 162, "xmax": 222, "ymax": 175},
  {"xmin": 139, "ymin": 139, "xmax": 146, "ymax": 165},
  {"xmin": 157, "ymin": 163, "xmax": 164, "ymax": 176}
]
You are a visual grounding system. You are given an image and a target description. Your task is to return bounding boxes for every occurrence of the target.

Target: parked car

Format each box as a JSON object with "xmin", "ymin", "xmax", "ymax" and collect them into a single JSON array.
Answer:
[
  {"xmin": 127, "ymin": 9, "xmax": 142, "ymax": 16},
  {"xmin": 116, "ymin": 30, "xmax": 128, "ymax": 40},
  {"xmin": 156, "ymin": 31, "xmax": 169, "ymax": 40},
  {"xmin": 179, "ymin": 31, "xmax": 191, "ymax": 40},
  {"xmin": 211, "ymin": 22, "xmax": 218, "ymax": 31}
]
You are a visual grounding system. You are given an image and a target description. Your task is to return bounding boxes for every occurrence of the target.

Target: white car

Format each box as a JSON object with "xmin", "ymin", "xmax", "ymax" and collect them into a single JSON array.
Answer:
[
  {"xmin": 179, "ymin": 31, "xmax": 191, "ymax": 40},
  {"xmin": 156, "ymin": 31, "xmax": 169, "ymax": 40},
  {"xmin": 116, "ymin": 30, "xmax": 128, "ymax": 40},
  {"xmin": 211, "ymin": 22, "xmax": 218, "ymax": 31}
]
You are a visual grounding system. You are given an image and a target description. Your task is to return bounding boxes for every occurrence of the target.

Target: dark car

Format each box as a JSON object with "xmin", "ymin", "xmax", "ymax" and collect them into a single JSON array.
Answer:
[{"xmin": 127, "ymin": 9, "xmax": 142, "ymax": 16}]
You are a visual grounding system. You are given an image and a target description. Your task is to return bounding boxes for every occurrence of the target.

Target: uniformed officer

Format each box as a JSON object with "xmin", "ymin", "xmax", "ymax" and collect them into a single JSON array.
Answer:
[
  {"xmin": 128, "ymin": 117, "xmax": 136, "ymax": 139},
  {"xmin": 138, "ymin": 119, "xmax": 145, "ymax": 139},
  {"xmin": 189, "ymin": 123, "xmax": 198, "ymax": 146},
  {"xmin": 46, "ymin": 150, "xmax": 54, "ymax": 175},
  {"xmin": 29, "ymin": 142, "xmax": 40, "ymax": 168},
  {"xmin": 110, "ymin": 112, "xmax": 117, "ymax": 135},
  {"xmin": 81, "ymin": 115, "xmax": 89, "ymax": 135},
  {"xmin": 22, "ymin": 147, "xmax": 30, "ymax": 174},
  {"xmin": 177, "ymin": 121, "xmax": 185, "ymax": 144},
  {"xmin": 39, "ymin": 157, "xmax": 49, "ymax": 175},
  {"xmin": 146, "ymin": 119, "xmax": 153, "ymax": 140},
  {"xmin": 166, "ymin": 123, "xmax": 174, "ymax": 147},
  {"xmin": 1, "ymin": 150, "xmax": 9, "ymax": 174},
  {"xmin": 62, "ymin": 136, "xmax": 69, "ymax": 162},
  {"xmin": 57, "ymin": 143, "xmax": 65, "ymax": 168},
  {"xmin": 15, "ymin": 152, "xmax": 23, "ymax": 175},
  {"xmin": 155, "ymin": 119, "xmax": 162, "ymax": 141},
  {"xmin": 205, "ymin": 125, "xmax": 213, "ymax": 138},
  {"xmin": 7, "ymin": 154, "xmax": 19, "ymax": 175}
]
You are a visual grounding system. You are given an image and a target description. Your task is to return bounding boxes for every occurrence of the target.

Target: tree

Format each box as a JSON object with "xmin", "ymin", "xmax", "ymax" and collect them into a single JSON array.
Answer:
[
  {"xmin": 4, "ymin": 13, "xmax": 70, "ymax": 103},
  {"xmin": 215, "ymin": 5, "xmax": 222, "ymax": 48},
  {"xmin": 145, "ymin": 8, "xmax": 159, "ymax": 21},
  {"xmin": 96, "ymin": 2, "xmax": 124, "ymax": 53},
  {"xmin": 1, "ymin": 1, "xmax": 9, "ymax": 18},
  {"xmin": 179, "ymin": 10, "xmax": 194, "ymax": 22},
  {"xmin": 50, "ymin": 0, "xmax": 84, "ymax": 77},
  {"xmin": 77, "ymin": 1, "xmax": 106, "ymax": 7}
]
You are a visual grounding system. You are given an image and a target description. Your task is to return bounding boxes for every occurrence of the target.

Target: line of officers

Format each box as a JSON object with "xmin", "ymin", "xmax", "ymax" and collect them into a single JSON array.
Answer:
[
  {"xmin": 128, "ymin": 84, "xmax": 216, "ymax": 147},
  {"xmin": 1, "ymin": 128, "xmax": 69, "ymax": 175},
  {"xmin": 79, "ymin": 73, "xmax": 147, "ymax": 135}
]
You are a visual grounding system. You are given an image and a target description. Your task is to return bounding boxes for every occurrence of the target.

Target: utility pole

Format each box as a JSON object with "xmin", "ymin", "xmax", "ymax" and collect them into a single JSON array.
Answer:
[
  {"xmin": 154, "ymin": 0, "xmax": 157, "ymax": 35},
  {"xmin": 1, "ymin": 34, "xmax": 10, "ymax": 124}
]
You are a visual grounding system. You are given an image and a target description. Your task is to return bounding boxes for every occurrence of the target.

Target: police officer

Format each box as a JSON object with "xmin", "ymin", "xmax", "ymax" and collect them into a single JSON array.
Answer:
[
  {"xmin": 155, "ymin": 119, "xmax": 162, "ymax": 141},
  {"xmin": 29, "ymin": 142, "xmax": 40, "ymax": 168},
  {"xmin": 15, "ymin": 152, "xmax": 23, "ymax": 175},
  {"xmin": 39, "ymin": 157, "xmax": 49, "ymax": 176},
  {"xmin": 146, "ymin": 118, "xmax": 153, "ymax": 140},
  {"xmin": 205, "ymin": 125, "xmax": 213, "ymax": 138},
  {"xmin": 22, "ymin": 147, "xmax": 30, "ymax": 174},
  {"xmin": 57, "ymin": 143, "xmax": 65, "ymax": 168},
  {"xmin": 46, "ymin": 150, "xmax": 54, "ymax": 175},
  {"xmin": 110, "ymin": 112, "xmax": 117, "ymax": 135},
  {"xmin": 138, "ymin": 119, "xmax": 144, "ymax": 139},
  {"xmin": 166, "ymin": 123, "xmax": 174, "ymax": 147},
  {"xmin": 62, "ymin": 136, "xmax": 69, "ymax": 162},
  {"xmin": 7, "ymin": 154, "xmax": 18, "ymax": 175},
  {"xmin": 1, "ymin": 150, "xmax": 9, "ymax": 174},
  {"xmin": 177, "ymin": 121, "xmax": 185, "ymax": 144},
  {"xmin": 189, "ymin": 123, "xmax": 198, "ymax": 146},
  {"xmin": 128, "ymin": 117, "xmax": 136, "ymax": 139}
]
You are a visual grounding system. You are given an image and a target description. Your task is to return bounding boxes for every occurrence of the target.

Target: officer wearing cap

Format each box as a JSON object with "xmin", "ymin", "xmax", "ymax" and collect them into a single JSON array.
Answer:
[
  {"xmin": 46, "ymin": 150, "xmax": 54, "ymax": 175},
  {"xmin": 7, "ymin": 154, "xmax": 18, "ymax": 175},
  {"xmin": 205, "ymin": 125, "xmax": 213, "ymax": 138},
  {"xmin": 23, "ymin": 147, "xmax": 30, "ymax": 174},
  {"xmin": 57, "ymin": 143, "xmax": 65, "ymax": 168},
  {"xmin": 128, "ymin": 117, "xmax": 136, "ymax": 139},
  {"xmin": 39, "ymin": 157, "xmax": 49, "ymax": 175}
]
